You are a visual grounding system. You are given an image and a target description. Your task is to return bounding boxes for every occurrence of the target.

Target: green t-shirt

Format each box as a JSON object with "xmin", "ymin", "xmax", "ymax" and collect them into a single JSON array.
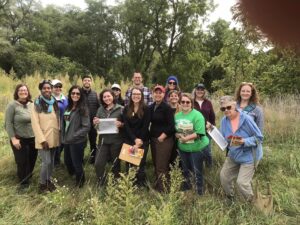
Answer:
[{"xmin": 175, "ymin": 109, "xmax": 209, "ymax": 152}]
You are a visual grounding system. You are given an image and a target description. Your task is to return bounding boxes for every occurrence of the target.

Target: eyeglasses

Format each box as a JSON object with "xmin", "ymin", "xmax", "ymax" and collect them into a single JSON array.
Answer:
[
  {"xmin": 71, "ymin": 92, "xmax": 81, "ymax": 96},
  {"xmin": 54, "ymin": 85, "xmax": 62, "ymax": 88},
  {"xmin": 132, "ymin": 93, "xmax": 141, "ymax": 96},
  {"xmin": 112, "ymin": 88, "xmax": 120, "ymax": 91},
  {"xmin": 220, "ymin": 105, "xmax": 232, "ymax": 112},
  {"xmin": 168, "ymin": 81, "xmax": 177, "ymax": 85},
  {"xmin": 181, "ymin": 100, "xmax": 191, "ymax": 105}
]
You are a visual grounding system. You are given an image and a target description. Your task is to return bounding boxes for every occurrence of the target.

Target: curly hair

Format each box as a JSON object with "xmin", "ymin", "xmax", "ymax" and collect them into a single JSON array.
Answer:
[{"xmin": 235, "ymin": 82, "xmax": 260, "ymax": 104}]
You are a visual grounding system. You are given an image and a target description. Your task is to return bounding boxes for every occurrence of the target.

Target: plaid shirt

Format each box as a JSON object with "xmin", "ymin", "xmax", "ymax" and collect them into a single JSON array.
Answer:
[{"xmin": 125, "ymin": 86, "xmax": 153, "ymax": 106}]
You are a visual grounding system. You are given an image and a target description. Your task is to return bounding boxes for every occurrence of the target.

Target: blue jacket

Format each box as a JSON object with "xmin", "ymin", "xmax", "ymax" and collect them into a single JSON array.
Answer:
[{"xmin": 220, "ymin": 110, "xmax": 263, "ymax": 164}]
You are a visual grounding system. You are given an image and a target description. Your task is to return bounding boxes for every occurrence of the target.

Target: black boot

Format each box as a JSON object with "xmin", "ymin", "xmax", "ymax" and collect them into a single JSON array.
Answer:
[{"xmin": 76, "ymin": 173, "xmax": 85, "ymax": 188}]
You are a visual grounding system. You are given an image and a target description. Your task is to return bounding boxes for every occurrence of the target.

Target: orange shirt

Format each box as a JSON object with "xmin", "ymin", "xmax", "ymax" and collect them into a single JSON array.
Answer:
[{"xmin": 230, "ymin": 113, "xmax": 240, "ymax": 133}]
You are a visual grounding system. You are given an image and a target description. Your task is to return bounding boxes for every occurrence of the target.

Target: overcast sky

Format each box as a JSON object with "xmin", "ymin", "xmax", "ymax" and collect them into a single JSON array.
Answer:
[{"xmin": 39, "ymin": 0, "xmax": 237, "ymax": 25}]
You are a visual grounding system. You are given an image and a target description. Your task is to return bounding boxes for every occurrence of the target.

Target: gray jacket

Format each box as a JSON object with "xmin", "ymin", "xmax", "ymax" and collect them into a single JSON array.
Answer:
[
  {"xmin": 95, "ymin": 104, "xmax": 124, "ymax": 144},
  {"xmin": 62, "ymin": 108, "xmax": 90, "ymax": 144}
]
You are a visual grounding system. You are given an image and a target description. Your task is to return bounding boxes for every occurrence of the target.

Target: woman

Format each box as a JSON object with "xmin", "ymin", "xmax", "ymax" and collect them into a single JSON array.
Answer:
[
  {"xmin": 112, "ymin": 83, "xmax": 124, "ymax": 106},
  {"xmin": 93, "ymin": 89, "xmax": 124, "ymax": 185},
  {"xmin": 52, "ymin": 79, "xmax": 68, "ymax": 166},
  {"xmin": 164, "ymin": 75, "xmax": 180, "ymax": 102},
  {"xmin": 235, "ymin": 82, "xmax": 264, "ymax": 131},
  {"xmin": 167, "ymin": 90, "xmax": 181, "ymax": 166},
  {"xmin": 168, "ymin": 90, "xmax": 181, "ymax": 114},
  {"xmin": 62, "ymin": 85, "xmax": 90, "ymax": 188},
  {"xmin": 150, "ymin": 85, "xmax": 175, "ymax": 192},
  {"xmin": 31, "ymin": 80, "xmax": 60, "ymax": 193},
  {"xmin": 5, "ymin": 84, "xmax": 38, "ymax": 190},
  {"xmin": 193, "ymin": 83, "xmax": 216, "ymax": 167},
  {"xmin": 123, "ymin": 88, "xmax": 151, "ymax": 186},
  {"xmin": 175, "ymin": 93, "xmax": 209, "ymax": 195},
  {"xmin": 218, "ymin": 96, "xmax": 263, "ymax": 202}
]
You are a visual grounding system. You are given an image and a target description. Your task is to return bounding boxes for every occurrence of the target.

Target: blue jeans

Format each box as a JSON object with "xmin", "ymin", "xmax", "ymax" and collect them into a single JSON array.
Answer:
[
  {"xmin": 203, "ymin": 139, "xmax": 212, "ymax": 167},
  {"xmin": 179, "ymin": 150, "xmax": 205, "ymax": 195},
  {"xmin": 64, "ymin": 142, "xmax": 85, "ymax": 179}
]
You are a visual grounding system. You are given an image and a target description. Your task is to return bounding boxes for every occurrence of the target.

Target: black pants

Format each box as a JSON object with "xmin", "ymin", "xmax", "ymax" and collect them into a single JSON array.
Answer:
[
  {"xmin": 10, "ymin": 137, "xmax": 37, "ymax": 185},
  {"xmin": 95, "ymin": 141, "xmax": 122, "ymax": 181},
  {"xmin": 88, "ymin": 126, "xmax": 98, "ymax": 157}
]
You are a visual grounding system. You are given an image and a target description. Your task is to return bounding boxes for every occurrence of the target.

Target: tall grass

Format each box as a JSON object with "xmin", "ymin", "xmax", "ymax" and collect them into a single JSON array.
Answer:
[{"xmin": 0, "ymin": 71, "xmax": 299, "ymax": 224}]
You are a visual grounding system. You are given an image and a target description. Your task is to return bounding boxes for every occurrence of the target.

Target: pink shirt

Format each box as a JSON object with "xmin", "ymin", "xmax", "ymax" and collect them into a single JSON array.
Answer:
[{"xmin": 230, "ymin": 113, "xmax": 240, "ymax": 133}]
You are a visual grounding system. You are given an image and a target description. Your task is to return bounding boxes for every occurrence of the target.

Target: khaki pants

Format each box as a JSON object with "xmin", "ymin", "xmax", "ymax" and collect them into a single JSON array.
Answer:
[{"xmin": 220, "ymin": 157, "xmax": 255, "ymax": 201}]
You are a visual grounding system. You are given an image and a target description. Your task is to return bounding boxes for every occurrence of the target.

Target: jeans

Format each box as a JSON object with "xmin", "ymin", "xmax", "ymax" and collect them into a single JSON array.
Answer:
[
  {"xmin": 203, "ymin": 139, "xmax": 213, "ymax": 167},
  {"xmin": 39, "ymin": 148, "xmax": 56, "ymax": 184},
  {"xmin": 179, "ymin": 149, "xmax": 205, "ymax": 195},
  {"xmin": 64, "ymin": 142, "xmax": 85, "ymax": 180},
  {"xmin": 10, "ymin": 137, "xmax": 37, "ymax": 185}
]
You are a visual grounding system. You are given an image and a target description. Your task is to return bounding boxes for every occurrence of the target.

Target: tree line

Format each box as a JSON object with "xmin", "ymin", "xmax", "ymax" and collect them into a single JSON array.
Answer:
[{"xmin": 0, "ymin": 0, "xmax": 299, "ymax": 94}]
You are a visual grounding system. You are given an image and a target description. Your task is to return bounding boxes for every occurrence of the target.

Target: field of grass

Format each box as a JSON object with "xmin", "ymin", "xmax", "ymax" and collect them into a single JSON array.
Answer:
[{"xmin": 0, "ymin": 72, "xmax": 299, "ymax": 224}]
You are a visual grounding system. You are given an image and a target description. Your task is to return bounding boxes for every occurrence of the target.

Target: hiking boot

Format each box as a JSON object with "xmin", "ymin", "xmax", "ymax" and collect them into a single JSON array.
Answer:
[
  {"xmin": 38, "ymin": 183, "xmax": 48, "ymax": 194},
  {"xmin": 46, "ymin": 180, "xmax": 56, "ymax": 192}
]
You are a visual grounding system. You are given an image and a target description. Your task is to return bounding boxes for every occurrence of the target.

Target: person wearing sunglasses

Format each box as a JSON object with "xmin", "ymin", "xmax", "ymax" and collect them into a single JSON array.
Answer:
[
  {"xmin": 51, "ymin": 79, "xmax": 68, "ymax": 166},
  {"xmin": 164, "ymin": 75, "xmax": 181, "ymax": 102},
  {"xmin": 31, "ymin": 80, "xmax": 60, "ymax": 193},
  {"xmin": 217, "ymin": 96, "xmax": 263, "ymax": 203},
  {"xmin": 193, "ymin": 83, "xmax": 216, "ymax": 168},
  {"xmin": 234, "ymin": 82, "xmax": 264, "ymax": 132},
  {"xmin": 111, "ymin": 83, "xmax": 124, "ymax": 106},
  {"xmin": 175, "ymin": 93, "xmax": 209, "ymax": 195},
  {"xmin": 61, "ymin": 85, "xmax": 90, "ymax": 188}
]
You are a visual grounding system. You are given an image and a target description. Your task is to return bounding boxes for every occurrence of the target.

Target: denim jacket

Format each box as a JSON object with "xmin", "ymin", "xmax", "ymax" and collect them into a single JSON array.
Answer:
[{"xmin": 220, "ymin": 110, "xmax": 263, "ymax": 164}]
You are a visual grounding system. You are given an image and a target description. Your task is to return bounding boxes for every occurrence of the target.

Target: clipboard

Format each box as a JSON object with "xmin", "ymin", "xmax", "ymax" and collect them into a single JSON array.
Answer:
[
  {"xmin": 119, "ymin": 143, "xmax": 144, "ymax": 166},
  {"xmin": 207, "ymin": 126, "xmax": 228, "ymax": 151}
]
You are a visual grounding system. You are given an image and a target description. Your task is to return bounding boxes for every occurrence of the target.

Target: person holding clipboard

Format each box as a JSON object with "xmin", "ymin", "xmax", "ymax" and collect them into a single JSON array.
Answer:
[{"xmin": 93, "ymin": 89, "xmax": 124, "ymax": 186}]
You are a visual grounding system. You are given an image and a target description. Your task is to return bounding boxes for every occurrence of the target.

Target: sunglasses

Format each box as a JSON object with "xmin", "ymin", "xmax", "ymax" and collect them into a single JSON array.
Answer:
[
  {"xmin": 181, "ymin": 100, "xmax": 191, "ymax": 105},
  {"xmin": 168, "ymin": 81, "xmax": 177, "ymax": 85},
  {"xmin": 54, "ymin": 85, "xmax": 62, "ymax": 88},
  {"xmin": 112, "ymin": 88, "xmax": 120, "ymax": 91},
  {"xmin": 71, "ymin": 92, "xmax": 81, "ymax": 96},
  {"xmin": 220, "ymin": 105, "xmax": 232, "ymax": 112},
  {"xmin": 241, "ymin": 82, "xmax": 253, "ymax": 85}
]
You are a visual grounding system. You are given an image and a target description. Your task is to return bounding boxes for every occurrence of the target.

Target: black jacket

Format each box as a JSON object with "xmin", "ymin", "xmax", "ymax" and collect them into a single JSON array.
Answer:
[
  {"xmin": 149, "ymin": 101, "xmax": 175, "ymax": 138},
  {"xmin": 82, "ymin": 89, "xmax": 100, "ymax": 119}
]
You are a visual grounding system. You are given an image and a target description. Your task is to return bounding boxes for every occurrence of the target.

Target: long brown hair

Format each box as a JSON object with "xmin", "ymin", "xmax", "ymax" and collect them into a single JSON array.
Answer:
[
  {"xmin": 235, "ymin": 82, "xmax": 259, "ymax": 104},
  {"xmin": 127, "ymin": 88, "xmax": 146, "ymax": 118}
]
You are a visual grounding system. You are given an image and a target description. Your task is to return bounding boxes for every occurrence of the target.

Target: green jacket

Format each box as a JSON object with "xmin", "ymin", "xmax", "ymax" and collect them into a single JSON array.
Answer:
[{"xmin": 95, "ymin": 104, "xmax": 124, "ymax": 144}]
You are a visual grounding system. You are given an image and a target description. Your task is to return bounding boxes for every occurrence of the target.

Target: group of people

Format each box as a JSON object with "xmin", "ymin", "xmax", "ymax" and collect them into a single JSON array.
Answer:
[{"xmin": 5, "ymin": 72, "xmax": 264, "ymax": 203}]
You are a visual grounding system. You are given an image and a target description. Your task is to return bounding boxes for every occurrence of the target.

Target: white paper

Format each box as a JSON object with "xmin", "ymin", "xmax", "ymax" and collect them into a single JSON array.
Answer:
[
  {"xmin": 97, "ymin": 118, "xmax": 118, "ymax": 134},
  {"xmin": 208, "ymin": 126, "xmax": 228, "ymax": 151}
]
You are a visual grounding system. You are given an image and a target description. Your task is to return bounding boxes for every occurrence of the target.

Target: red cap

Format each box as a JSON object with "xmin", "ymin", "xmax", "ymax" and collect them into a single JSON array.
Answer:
[{"xmin": 153, "ymin": 85, "xmax": 165, "ymax": 93}]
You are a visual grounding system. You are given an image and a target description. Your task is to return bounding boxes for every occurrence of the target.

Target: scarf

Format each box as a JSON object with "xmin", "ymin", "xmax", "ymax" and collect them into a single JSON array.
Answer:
[
  {"xmin": 243, "ymin": 103, "xmax": 256, "ymax": 114},
  {"xmin": 41, "ymin": 95, "xmax": 55, "ymax": 113}
]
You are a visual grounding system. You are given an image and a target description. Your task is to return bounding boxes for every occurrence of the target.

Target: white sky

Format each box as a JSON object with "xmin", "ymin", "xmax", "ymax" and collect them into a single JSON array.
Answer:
[{"xmin": 39, "ymin": 0, "xmax": 237, "ymax": 24}]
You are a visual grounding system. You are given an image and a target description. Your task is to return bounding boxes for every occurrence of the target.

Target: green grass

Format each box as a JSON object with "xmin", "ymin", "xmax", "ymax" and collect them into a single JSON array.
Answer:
[{"xmin": 0, "ymin": 72, "xmax": 299, "ymax": 224}]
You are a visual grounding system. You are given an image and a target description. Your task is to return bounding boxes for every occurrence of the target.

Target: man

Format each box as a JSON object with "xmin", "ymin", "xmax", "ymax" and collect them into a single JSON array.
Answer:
[
  {"xmin": 124, "ymin": 71, "xmax": 153, "ymax": 106},
  {"xmin": 81, "ymin": 75, "xmax": 100, "ymax": 164}
]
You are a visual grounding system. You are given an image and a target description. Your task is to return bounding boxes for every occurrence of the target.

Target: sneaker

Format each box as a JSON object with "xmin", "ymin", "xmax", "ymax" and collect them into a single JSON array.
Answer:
[{"xmin": 46, "ymin": 180, "xmax": 56, "ymax": 192}]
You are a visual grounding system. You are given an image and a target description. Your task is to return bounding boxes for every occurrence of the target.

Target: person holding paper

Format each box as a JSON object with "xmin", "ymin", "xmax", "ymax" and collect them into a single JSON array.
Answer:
[
  {"xmin": 218, "ymin": 96, "xmax": 263, "ymax": 203},
  {"xmin": 123, "ymin": 88, "xmax": 151, "ymax": 186},
  {"xmin": 175, "ymin": 93, "xmax": 209, "ymax": 195},
  {"xmin": 93, "ymin": 89, "xmax": 124, "ymax": 186},
  {"xmin": 62, "ymin": 85, "xmax": 90, "ymax": 188}
]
